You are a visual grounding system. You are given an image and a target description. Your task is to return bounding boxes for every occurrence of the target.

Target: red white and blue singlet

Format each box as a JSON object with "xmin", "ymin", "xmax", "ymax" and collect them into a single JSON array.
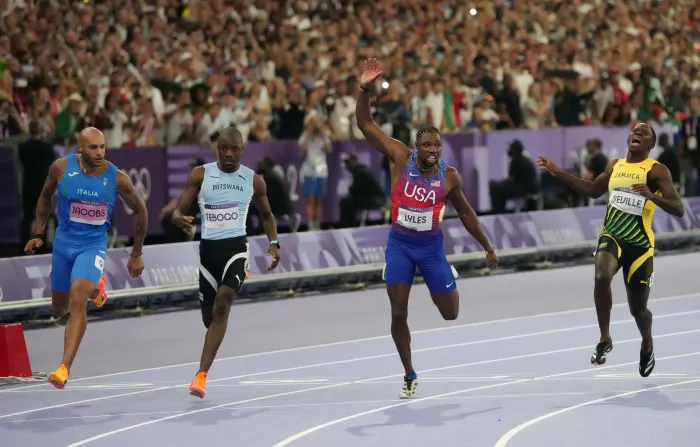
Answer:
[{"xmin": 384, "ymin": 150, "xmax": 457, "ymax": 292}]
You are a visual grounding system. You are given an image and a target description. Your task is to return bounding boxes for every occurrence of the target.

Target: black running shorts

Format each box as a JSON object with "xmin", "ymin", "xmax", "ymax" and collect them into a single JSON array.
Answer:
[
  {"xmin": 596, "ymin": 233, "xmax": 654, "ymax": 289},
  {"xmin": 198, "ymin": 236, "xmax": 250, "ymax": 309}
]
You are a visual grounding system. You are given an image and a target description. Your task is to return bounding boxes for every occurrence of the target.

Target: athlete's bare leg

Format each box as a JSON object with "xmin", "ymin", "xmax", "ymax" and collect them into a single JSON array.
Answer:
[
  {"xmin": 387, "ymin": 282, "xmax": 414, "ymax": 377},
  {"xmin": 626, "ymin": 285, "xmax": 653, "ymax": 352},
  {"xmin": 430, "ymin": 290, "xmax": 459, "ymax": 321},
  {"xmin": 51, "ymin": 290, "xmax": 70, "ymax": 318},
  {"xmin": 61, "ymin": 278, "xmax": 95, "ymax": 370},
  {"xmin": 593, "ymin": 251, "xmax": 618, "ymax": 342},
  {"xmin": 197, "ymin": 284, "xmax": 237, "ymax": 374}
]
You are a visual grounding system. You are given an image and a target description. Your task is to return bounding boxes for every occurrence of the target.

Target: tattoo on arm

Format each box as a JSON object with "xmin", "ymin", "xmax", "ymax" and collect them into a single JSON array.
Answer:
[
  {"xmin": 117, "ymin": 170, "xmax": 148, "ymax": 253},
  {"xmin": 34, "ymin": 160, "xmax": 63, "ymax": 234}
]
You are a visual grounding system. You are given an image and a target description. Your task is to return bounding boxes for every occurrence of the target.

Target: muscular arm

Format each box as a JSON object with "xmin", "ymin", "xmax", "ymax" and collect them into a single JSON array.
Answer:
[
  {"xmin": 117, "ymin": 170, "xmax": 148, "ymax": 254},
  {"xmin": 252, "ymin": 174, "xmax": 278, "ymax": 243},
  {"xmin": 446, "ymin": 168, "xmax": 494, "ymax": 253},
  {"xmin": 648, "ymin": 163, "xmax": 685, "ymax": 217},
  {"xmin": 172, "ymin": 166, "xmax": 204, "ymax": 218},
  {"xmin": 553, "ymin": 159, "xmax": 615, "ymax": 199},
  {"xmin": 34, "ymin": 159, "xmax": 64, "ymax": 234},
  {"xmin": 356, "ymin": 87, "xmax": 410, "ymax": 162}
]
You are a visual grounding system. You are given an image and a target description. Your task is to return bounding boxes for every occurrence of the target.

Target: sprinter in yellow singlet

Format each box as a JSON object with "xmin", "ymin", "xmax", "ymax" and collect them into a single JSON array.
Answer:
[{"xmin": 536, "ymin": 123, "xmax": 685, "ymax": 378}]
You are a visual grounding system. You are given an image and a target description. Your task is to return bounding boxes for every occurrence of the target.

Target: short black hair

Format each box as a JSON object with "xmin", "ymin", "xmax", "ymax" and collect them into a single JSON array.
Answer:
[
  {"xmin": 650, "ymin": 125, "xmax": 657, "ymax": 148},
  {"xmin": 416, "ymin": 125, "xmax": 441, "ymax": 141}
]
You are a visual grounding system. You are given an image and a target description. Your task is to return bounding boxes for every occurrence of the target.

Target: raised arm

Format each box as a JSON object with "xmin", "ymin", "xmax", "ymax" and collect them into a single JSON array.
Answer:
[
  {"xmin": 536, "ymin": 156, "xmax": 614, "ymax": 199},
  {"xmin": 356, "ymin": 58, "xmax": 411, "ymax": 162},
  {"xmin": 446, "ymin": 167, "xmax": 498, "ymax": 268},
  {"xmin": 635, "ymin": 163, "xmax": 685, "ymax": 217},
  {"xmin": 171, "ymin": 166, "xmax": 204, "ymax": 235},
  {"xmin": 116, "ymin": 169, "xmax": 148, "ymax": 256}
]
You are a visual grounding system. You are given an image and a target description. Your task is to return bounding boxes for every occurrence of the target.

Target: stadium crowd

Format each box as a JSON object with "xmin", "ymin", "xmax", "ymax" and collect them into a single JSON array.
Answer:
[{"xmin": 0, "ymin": 0, "xmax": 698, "ymax": 149}]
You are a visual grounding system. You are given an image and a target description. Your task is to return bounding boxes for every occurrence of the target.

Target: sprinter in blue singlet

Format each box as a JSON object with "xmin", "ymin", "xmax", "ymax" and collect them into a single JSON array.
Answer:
[
  {"xmin": 23, "ymin": 127, "xmax": 148, "ymax": 389},
  {"xmin": 355, "ymin": 58, "xmax": 499, "ymax": 399},
  {"xmin": 172, "ymin": 126, "xmax": 281, "ymax": 399}
]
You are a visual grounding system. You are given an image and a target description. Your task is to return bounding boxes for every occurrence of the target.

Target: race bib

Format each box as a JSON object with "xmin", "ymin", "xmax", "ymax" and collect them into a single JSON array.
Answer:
[
  {"xmin": 688, "ymin": 136, "xmax": 697, "ymax": 151},
  {"xmin": 396, "ymin": 206, "xmax": 433, "ymax": 231},
  {"xmin": 609, "ymin": 188, "xmax": 645, "ymax": 216},
  {"xmin": 204, "ymin": 203, "xmax": 241, "ymax": 230},
  {"xmin": 70, "ymin": 199, "xmax": 108, "ymax": 225}
]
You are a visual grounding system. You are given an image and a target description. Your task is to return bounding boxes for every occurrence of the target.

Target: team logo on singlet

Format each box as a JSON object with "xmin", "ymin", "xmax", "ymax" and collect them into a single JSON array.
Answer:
[
  {"xmin": 70, "ymin": 199, "xmax": 108, "ymax": 225},
  {"xmin": 204, "ymin": 203, "xmax": 240, "ymax": 229},
  {"xmin": 609, "ymin": 188, "xmax": 645, "ymax": 216}
]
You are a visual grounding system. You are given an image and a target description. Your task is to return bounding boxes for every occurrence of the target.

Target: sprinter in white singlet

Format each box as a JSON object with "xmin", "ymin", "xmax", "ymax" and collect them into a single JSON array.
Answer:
[{"xmin": 172, "ymin": 127, "xmax": 281, "ymax": 398}]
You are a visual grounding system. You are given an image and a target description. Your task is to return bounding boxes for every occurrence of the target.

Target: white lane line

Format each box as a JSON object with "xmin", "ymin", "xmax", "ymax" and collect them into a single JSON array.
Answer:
[
  {"xmin": 7, "ymin": 388, "xmax": 700, "ymax": 425},
  {"xmin": 272, "ymin": 350, "xmax": 700, "ymax": 447},
  {"xmin": 2, "ymin": 309, "xmax": 696, "ymax": 419},
  {"xmin": 4, "ymin": 291, "xmax": 698, "ymax": 393},
  {"xmin": 492, "ymin": 378, "xmax": 700, "ymax": 447},
  {"xmin": 63, "ymin": 330, "xmax": 700, "ymax": 446}
]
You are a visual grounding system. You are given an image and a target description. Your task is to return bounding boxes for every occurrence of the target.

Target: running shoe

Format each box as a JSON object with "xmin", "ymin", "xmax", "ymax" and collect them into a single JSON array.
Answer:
[
  {"xmin": 399, "ymin": 372, "xmax": 418, "ymax": 399},
  {"xmin": 189, "ymin": 372, "xmax": 208, "ymax": 398},
  {"xmin": 591, "ymin": 340, "xmax": 613, "ymax": 365},
  {"xmin": 92, "ymin": 277, "xmax": 108, "ymax": 307},
  {"xmin": 48, "ymin": 364, "xmax": 69, "ymax": 389},
  {"xmin": 639, "ymin": 347, "xmax": 655, "ymax": 377}
]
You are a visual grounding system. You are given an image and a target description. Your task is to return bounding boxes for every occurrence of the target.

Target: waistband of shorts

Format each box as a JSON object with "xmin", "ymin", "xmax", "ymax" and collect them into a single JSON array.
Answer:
[
  {"xmin": 388, "ymin": 227, "xmax": 442, "ymax": 244},
  {"xmin": 200, "ymin": 235, "xmax": 248, "ymax": 249}
]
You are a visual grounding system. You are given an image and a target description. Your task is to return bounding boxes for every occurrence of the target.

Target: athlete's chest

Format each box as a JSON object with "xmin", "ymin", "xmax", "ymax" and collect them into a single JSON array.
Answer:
[
  {"xmin": 609, "ymin": 163, "xmax": 649, "ymax": 190},
  {"xmin": 397, "ymin": 173, "xmax": 446, "ymax": 207},
  {"xmin": 59, "ymin": 172, "xmax": 116, "ymax": 203},
  {"xmin": 202, "ymin": 172, "xmax": 253, "ymax": 198}
]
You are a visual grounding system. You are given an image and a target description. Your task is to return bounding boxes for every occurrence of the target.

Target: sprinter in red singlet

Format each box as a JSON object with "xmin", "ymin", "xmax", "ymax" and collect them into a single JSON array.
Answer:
[{"xmin": 356, "ymin": 58, "xmax": 499, "ymax": 399}]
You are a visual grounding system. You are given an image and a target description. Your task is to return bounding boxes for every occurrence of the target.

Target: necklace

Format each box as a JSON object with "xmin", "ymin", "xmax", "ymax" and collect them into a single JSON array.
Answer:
[{"xmin": 77, "ymin": 155, "xmax": 90, "ymax": 174}]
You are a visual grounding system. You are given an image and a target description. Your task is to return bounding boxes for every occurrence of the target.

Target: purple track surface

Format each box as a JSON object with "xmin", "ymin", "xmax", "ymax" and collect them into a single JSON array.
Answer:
[{"xmin": 2, "ymin": 252, "xmax": 700, "ymax": 447}]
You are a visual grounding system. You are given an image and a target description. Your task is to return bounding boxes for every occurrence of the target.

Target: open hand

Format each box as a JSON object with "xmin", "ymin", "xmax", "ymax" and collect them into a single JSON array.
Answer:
[
  {"xmin": 535, "ymin": 156, "xmax": 562, "ymax": 177},
  {"xmin": 172, "ymin": 214, "xmax": 195, "ymax": 235},
  {"xmin": 360, "ymin": 58, "xmax": 382, "ymax": 91}
]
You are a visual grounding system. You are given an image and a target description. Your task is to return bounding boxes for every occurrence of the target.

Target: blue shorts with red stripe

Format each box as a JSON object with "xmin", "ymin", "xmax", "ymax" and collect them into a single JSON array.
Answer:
[{"xmin": 383, "ymin": 229, "xmax": 457, "ymax": 294}]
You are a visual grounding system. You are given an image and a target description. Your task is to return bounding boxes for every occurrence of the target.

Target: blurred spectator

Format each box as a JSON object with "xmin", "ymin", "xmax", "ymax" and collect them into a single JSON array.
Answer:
[
  {"xmin": 339, "ymin": 154, "xmax": 386, "ymax": 228},
  {"xmin": 18, "ymin": 120, "xmax": 55, "ymax": 243},
  {"xmin": 584, "ymin": 139, "xmax": 608, "ymax": 182},
  {"xmin": 0, "ymin": 0, "xmax": 697, "ymax": 146},
  {"xmin": 299, "ymin": 115, "xmax": 331, "ymax": 231},
  {"xmin": 489, "ymin": 140, "xmax": 538, "ymax": 214},
  {"xmin": 657, "ymin": 133, "xmax": 681, "ymax": 191},
  {"xmin": 679, "ymin": 94, "xmax": 700, "ymax": 196}
]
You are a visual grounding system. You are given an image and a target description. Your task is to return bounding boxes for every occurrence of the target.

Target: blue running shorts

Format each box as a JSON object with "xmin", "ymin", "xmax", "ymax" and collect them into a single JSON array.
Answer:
[
  {"xmin": 383, "ymin": 229, "xmax": 458, "ymax": 294},
  {"xmin": 50, "ymin": 235, "xmax": 107, "ymax": 292}
]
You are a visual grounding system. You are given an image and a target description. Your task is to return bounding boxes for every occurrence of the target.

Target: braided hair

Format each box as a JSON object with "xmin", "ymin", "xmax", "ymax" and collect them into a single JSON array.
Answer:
[{"xmin": 415, "ymin": 125, "xmax": 441, "ymax": 142}]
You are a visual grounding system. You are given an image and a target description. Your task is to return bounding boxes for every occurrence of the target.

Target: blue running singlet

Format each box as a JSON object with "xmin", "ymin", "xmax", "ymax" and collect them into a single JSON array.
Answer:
[
  {"xmin": 383, "ymin": 150, "xmax": 457, "ymax": 293},
  {"xmin": 197, "ymin": 162, "xmax": 255, "ymax": 240},
  {"xmin": 51, "ymin": 154, "xmax": 118, "ymax": 292}
]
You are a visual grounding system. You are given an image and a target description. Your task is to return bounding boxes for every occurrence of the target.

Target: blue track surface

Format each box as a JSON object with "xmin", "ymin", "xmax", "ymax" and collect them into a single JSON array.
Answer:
[{"xmin": 1, "ymin": 254, "xmax": 700, "ymax": 446}]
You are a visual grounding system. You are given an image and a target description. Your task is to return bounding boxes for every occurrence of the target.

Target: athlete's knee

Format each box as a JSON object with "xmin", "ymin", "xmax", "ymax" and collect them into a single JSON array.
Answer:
[
  {"xmin": 440, "ymin": 306, "xmax": 458, "ymax": 321},
  {"xmin": 212, "ymin": 287, "xmax": 236, "ymax": 319},
  {"xmin": 390, "ymin": 303, "xmax": 408, "ymax": 323},
  {"xmin": 594, "ymin": 270, "xmax": 613, "ymax": 285}
]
